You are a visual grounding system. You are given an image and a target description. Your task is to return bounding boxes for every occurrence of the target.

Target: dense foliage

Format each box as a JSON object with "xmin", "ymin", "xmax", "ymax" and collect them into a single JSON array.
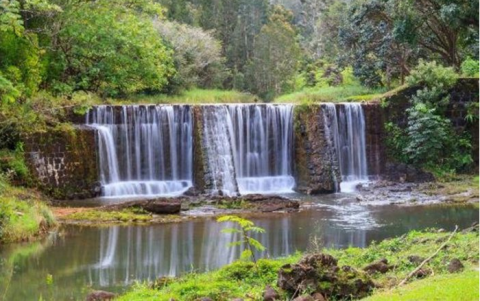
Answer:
[{"xmin": 385, "ymin": 61, "xmax": 474, "ymax": 173}]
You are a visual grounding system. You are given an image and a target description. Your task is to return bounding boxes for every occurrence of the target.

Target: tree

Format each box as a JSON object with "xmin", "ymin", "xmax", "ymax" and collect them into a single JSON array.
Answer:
[
  {"xmin": 46, "ymin": 0, "xmax": 174, "ymax": 97},
  {"xmin": 247, "ymin": 6, "xmax": 301, "ymax": 100},
  {"xmin": 393, "ymin": 0, "xmax": 479, "ymax": 69},
  {"xmin": 154, "ymin": 20, "xmax": 226, "ymax": 92}
]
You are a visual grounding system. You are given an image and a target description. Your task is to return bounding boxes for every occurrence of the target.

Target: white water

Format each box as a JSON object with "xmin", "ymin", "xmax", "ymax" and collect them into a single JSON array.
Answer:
[
  {"xmin": 323, "ymin": 103, "xmax": 368, "ymax": 192},
  {"xmin": 202, "ymin": 104, "xmax": 295, "ymax": 195},
  {"xmin": 86, "ymin": 105, "xmax": 193, "ymax": 198}
]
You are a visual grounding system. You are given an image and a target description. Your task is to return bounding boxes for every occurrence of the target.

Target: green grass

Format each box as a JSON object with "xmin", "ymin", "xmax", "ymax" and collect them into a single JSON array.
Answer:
[
  {"xmin": 363, "ymin": 270, "xmax": 479, "ymax": 301},
  {"xmin": 118, "ymin": 229, "xmax": 479, "ymax": 301},
  {"xmin": 122, "ymin": 89, "xmax": 256, "ymax": 104},
  {"xmin": 0, "ymin": 180, "xmax": 56, "ymax": 243},
  {"xmin": 275, "ymin": 85, "xmax": 387, "ymax": 103}
]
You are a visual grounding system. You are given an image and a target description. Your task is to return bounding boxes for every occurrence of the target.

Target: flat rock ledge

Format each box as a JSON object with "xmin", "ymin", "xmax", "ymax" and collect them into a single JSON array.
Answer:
[{"xmin": 99, "ymin": 194, "xmax": 300, "ymax": 215}]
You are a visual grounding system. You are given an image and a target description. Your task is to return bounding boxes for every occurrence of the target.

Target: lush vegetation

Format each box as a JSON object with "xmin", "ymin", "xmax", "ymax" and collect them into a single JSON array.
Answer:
[
  {"xmin": 0, "ymin": 177, "xmax": 55, "ymax": 243},
  {"xmin": 384, "ymin": 61, "xmax": 476, "ymax": 174},
  {"xmin": 118, "ymin": 228, "xmax": 479, "ymax": 300}
]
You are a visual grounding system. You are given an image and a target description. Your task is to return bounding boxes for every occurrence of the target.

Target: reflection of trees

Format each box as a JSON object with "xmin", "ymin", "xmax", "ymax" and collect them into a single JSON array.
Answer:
[{"xmin": 0, "ymin": 233, "xmax": 55, "ymax": 300}]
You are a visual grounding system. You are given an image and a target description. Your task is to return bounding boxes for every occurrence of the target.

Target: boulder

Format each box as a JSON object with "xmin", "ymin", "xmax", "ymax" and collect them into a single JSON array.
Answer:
[
  {"xmin": 363, "ymin": 258, "xmax": 392, "ymax": 274},
  {"xmin": 384, "ymin": 163, "xmax": 434, "ymax": 183},
  {"xmin": 264, "ymin": 285, "xmax": 280, "ymax": 301},
  {"xmin": 447, "ymin": 258, "xmax": 464, "ymax": 273},
  {"xmin": 142, "ymin": 199, "xmax": 182, "ymax": 214},
  {"xmin": 101, "ymin": 198, "xmax": 183, "ymax": 214},
  {"xmin": 407, "ymin": 255, "xmax": 425, "ymax": 265},
  {"xmin": 85, "ymin": 290, "xmax": 115, "ymax": 301},
  {"xmin": 278, "ymin": 253, "xmax": 374, "ymax": 300}
]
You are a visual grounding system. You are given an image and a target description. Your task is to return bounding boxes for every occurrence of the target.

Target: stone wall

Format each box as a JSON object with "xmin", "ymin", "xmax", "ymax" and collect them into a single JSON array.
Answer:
[
  {"xmin": 192, "ymin": 106, "xmax": 208, "ymax": 193},
  {"xmin": 363, "ymin": 102, "xmax": 386, "ymax": 176},
  {"xmin": 23, "ymin": 125, "xmax": 100, "ymax": 199},
  {"xmin": 383, "ymin": 78, "xmax": 479, "ymax": 166},
  {"xmin": 293, "ymin": 104, "xmax": 340, "ymax": 194}
]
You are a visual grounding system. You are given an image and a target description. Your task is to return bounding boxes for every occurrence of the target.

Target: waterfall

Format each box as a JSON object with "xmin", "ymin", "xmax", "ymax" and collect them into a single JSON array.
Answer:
[
  {"xmin": 323, "ymin": 103, "xmax": 368, "ymax": 192},
  {"xmin": 86, "ymin": 105, "xmax": 193, "ymax": 197},
  {"xmin": 202, "ymin": 104, "xmax": 295, "ymax": 195}
]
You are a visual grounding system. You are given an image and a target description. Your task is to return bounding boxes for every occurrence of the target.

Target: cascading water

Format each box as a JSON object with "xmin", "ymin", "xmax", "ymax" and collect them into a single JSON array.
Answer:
[
  {"xmin": 323, "ymin": 103, "xmax": 368, "ymax": 192},
  {"xmin": 202, "ymin": 104, "xmax": 295, "ymax": 195},
  {"xmin": 86, "ymin": 105, "xmax": 193, "ymax": 197}
]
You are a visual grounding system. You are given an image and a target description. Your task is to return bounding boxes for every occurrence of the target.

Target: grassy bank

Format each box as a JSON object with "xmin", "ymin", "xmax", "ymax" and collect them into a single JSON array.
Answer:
[
  {"xmin": 364, "ymin": 270, "xmax": 479, "ymax": 301},
  {"xmin": 0, "ymin": 180, "xmax": 56, "ymax": 243},
  {"xmin": 122, "ymin": 89, "xmax": 256, "ymax": 104},
  {"xmin": 275, "ymin": 85, "xmax": 387, "ymax": 103},
  {"xmin": 118, "ymin": 228, "xmax": 479, "ymax": 301}
]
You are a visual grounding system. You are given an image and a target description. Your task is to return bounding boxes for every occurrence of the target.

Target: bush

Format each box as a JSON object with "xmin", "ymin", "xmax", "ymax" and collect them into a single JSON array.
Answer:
[
  {"xmin": 388, "ymin": 60, "xmax": 473, "ymax": 172},
  {"xmin": 461, "ymin": 58, "xmax": 479, "ymax": 77},
  {"xmin": 406, "ymin": 60, "xmax": 458, "ymax": 90}
]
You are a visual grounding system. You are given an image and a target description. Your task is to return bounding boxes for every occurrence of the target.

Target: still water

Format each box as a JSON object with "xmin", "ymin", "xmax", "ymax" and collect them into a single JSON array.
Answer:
[{"xmin": 1, "ymin": 195, "xmax": 478, "ymax": 301}]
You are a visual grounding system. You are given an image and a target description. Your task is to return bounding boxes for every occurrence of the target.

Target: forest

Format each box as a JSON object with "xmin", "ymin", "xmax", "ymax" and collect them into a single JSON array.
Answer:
[{"xmin": 0, "ymin": 0, "xmax": 479, "ymax": 301}]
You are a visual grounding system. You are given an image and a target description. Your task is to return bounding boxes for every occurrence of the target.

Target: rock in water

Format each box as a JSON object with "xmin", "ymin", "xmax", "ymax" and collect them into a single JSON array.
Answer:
[
  {"xmin": 447, "ymin": 258, "xmax": 464, "ymax": 273},
  {"xmin": 277, "ymin": 253, "xmax": 374, "ymax": 299},
  {"xmin": 85, "ymin": 290, "xmax": 115, "ymax": 301}
]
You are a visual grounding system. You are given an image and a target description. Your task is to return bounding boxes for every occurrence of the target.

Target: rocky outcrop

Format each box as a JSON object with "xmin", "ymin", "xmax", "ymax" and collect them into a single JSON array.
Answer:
[
  {"xmin": 23, "ymin": 125, "xmax": 100, "ymax": 199},
  {"xmin": 277, "ymin": 253, "xmax": 374, "ymax": 300},
  {"xmin": 293, "ymin": 104, "xmax": 340, "ymax": 194},
  {"xmin": 101, "ymin": 198, "xmax": 182, "ymax": 214}
]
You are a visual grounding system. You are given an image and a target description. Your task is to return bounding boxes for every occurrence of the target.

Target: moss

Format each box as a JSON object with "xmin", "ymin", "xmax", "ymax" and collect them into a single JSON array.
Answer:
[{"xmin": 63, "ymin": 208, "xmax": 153, "ymax": 223}]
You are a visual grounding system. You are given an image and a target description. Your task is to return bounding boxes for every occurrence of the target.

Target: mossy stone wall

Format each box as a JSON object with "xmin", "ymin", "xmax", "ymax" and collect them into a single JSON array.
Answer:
[{"xmin": 23, "ymin": 125, "xmax": 100, "ymax": 199}]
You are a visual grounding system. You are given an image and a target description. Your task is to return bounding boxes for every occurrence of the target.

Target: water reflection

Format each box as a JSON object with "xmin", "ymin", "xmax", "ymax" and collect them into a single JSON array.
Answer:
[{"xmin": 1, "ymin": 203, "xmax": 478, "ymax": 301}]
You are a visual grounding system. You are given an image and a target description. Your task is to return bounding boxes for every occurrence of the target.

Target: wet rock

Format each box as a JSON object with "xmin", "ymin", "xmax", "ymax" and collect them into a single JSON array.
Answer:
[
  {"xmin": 277, "ymin": 253, "xmax": 374, "ymax": 299},
  {"xmin": 85, "ymin": 290, "xmax": 115, "ymax": 301},
  {"xmin": 384, "ymin": 163, "xmax": 434, "ymax": 183},
  {"xmin": 101, "ymin": 198, "xmax": 183, "ymax": 214},
  {"xmin": 198, "ymin": 298, "xmax": 213, "ymax": 301},
  {"xmin": 143, "ymin": 199, "xmax": 182, "ymax": 214},
  {"xmin": 363, "ymin": 258, "xmax": 392, "ymax": 274},
  {"xmin": 183, "ymin": 187, "xmax": 200, "ymax": 196},
  {"xmin": 231, "ymin": 298, "xmax": 244, "ymax": 301},
  {"xmin": 407, "ymin": 255, "xmax": 425, "ymax": 265},
  {"xmin": 264, "ymin": 285, "xmax": 280, "ymax": 301},
  {"xmin": 223, "ymin": 194, "xmax": 300, "ymax": 212},
  {"xmin": 447, "ymin": 259, "xmax": 464, "ymax": 273}
]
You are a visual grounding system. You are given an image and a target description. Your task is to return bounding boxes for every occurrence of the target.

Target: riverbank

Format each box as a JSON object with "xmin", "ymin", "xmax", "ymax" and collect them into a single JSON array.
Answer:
[
  {"xmin": 116, "ymin": 227, "xmax": 479, "ymax": 300},
  {"xmin": 0, "ymin": 181, "xmax": 56, "ymax": 244}
]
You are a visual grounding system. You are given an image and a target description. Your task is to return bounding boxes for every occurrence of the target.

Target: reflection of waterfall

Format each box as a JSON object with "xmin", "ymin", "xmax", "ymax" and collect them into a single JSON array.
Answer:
[
  {"xmin": 323, "ymin": 103, "xmax": 368, "ymax": 192},
  {"xmin": 86, "ymin": 105, "xmax": 193, "ymax": 197},
  {"xmin": 203, "ymin": 104, "xmax": 295, "ymax": 195}
]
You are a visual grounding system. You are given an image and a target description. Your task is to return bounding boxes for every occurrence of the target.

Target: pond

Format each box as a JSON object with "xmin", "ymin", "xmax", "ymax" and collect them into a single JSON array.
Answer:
[{"xmin": 1, "ymin": 194, "xmax": 478, "ymax": 301}]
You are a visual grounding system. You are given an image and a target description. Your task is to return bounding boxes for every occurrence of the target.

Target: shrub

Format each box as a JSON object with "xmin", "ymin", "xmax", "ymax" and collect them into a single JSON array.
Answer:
[
  {"xmin": 406, "ymin": 60, "xmax": 458, "ymax": 90},
  {"xmin": 461, "ymin": 58, "xmax": 479, "ymax": 77}
]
